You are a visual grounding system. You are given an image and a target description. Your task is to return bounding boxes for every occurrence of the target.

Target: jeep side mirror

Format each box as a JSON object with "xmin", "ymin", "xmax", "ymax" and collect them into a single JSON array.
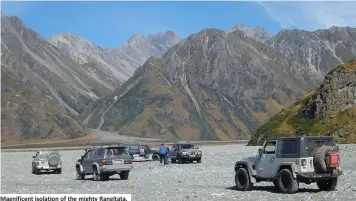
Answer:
[
  {"xmin": 32, "ymin": 156, "xmax": 35, "ymax": 158},
  {"xmin": 258, "ymin": 148, "xmax": 263, "ymax": 156}
]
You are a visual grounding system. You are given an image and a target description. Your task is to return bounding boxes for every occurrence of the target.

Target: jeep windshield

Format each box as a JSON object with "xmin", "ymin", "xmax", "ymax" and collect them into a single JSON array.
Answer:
[{"xmin": 180, "ymin": 144, "xmax": 194, "ymax": 149}]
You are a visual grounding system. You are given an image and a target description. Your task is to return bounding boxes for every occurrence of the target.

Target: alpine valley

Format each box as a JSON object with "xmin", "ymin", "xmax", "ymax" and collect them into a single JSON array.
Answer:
[{"xmin": 1, "ymin": 12, "xmax": 355, "ymax": 143}]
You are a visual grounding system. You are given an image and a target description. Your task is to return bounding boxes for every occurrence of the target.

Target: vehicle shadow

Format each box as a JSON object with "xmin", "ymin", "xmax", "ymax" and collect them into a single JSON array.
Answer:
[
  {"xmin": 31, "ymin": 171, "xmax": 58, "ymax": 175},
  {"xmin": 79, "ymin": 177, "xmax": 124, "ymax": 181},
  {"xmin": 225, "ymin": 186, "xmax": 320, "ymax": 194}
]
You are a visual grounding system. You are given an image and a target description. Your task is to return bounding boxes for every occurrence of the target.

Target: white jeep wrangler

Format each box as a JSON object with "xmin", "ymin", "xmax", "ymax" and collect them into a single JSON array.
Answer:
[{"xmin": 234, "ymin": 136, "xmax": 343, "ymax": 194}]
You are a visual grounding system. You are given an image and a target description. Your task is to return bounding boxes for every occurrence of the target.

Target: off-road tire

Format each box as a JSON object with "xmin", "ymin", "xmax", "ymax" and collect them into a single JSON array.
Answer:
[
  {"xmin": 55, "ymin": 168, "xmax": 62, "ymax": 174},
  {"xmin": 102, "ymin": 174, "xmax": 110, "ymax": 181},
  {"xmin": 178, "ymin": 156, "xmax": 183, "ymax": 164},
  {"xmin": 235, "ymin": 168, "xmax": 253, "ymax": 191},
  {"xmin": 277, "ymin": 169, "xmax": 299, "ymax": 194},
  {"xmin": 32, "ymin": 165, "xmax": 35, "ymax": 174},
  {"xmin": 120, "ymin": 171, "xmax": 129, "ymax": 180},
  {"xmin": 76, "ymin": 166, "xmax": 85, "ymax": 180},
  {"xmin": 92, "ymin": 167, "xmax": 103, "ymax": 181},
  {"xmin": 152, "ymin": 154, "xmax": 160, "ymax": 161},
  {"xmin": 197, "ymin": 158, "xmax": 202, "ymax": 163},
  {"xmin": 273, "ymin": 181, "xmax": 279, "ymax": 190},
  {"xmin": 34, "ymin": 167, "xmax": 40, "ymax": 175},
  {"xmin": 314, "ymin": 146, "xmax": 334, "ymax": 173},
  {"xmin": 317, "ymin": 177, "xmax": 338, "ymax": 191}
]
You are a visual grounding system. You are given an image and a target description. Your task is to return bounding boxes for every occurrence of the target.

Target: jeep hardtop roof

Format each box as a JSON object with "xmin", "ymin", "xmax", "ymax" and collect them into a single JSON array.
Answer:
[
  {"xmin": 119, "ymin": 143, "xmax": 146, "ymax": 146},
  {"xmin": 268, "ymin": 136, "xmax": 335, "ymax": 141}
]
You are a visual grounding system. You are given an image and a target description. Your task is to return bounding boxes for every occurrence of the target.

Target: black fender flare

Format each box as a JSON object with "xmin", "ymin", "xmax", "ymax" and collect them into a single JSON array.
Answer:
[
  {"xmin": 275, "ymin": 163, "xmax": 298, "ymax": 179},
  {"xmin": 234, "ymin": 162, "xmax": 257, "ymax": 183}
]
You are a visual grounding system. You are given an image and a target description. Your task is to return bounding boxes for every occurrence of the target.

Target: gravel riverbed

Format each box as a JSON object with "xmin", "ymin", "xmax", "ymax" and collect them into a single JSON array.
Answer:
[{"xmin": 1, "ymin": 144, "xmax": 356, "ymax": 201}]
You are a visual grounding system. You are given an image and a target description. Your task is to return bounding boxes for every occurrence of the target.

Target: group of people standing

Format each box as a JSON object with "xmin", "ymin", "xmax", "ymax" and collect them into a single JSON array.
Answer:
[{"xmin": 159, "ymin": 143, "xmax": 170, "ymax": 165}]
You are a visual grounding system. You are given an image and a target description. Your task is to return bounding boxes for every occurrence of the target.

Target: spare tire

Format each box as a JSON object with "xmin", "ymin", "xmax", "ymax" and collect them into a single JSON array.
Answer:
[
  {"xmin": 48, "ymin": 155, "xmax": 60, "ymax": 166},
  {"xmin": 313, "ymin": 146, "xmax": 334, "ymax": 173}
]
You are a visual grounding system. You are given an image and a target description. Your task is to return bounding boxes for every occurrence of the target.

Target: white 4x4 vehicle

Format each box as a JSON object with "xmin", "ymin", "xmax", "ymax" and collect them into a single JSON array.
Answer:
[
  {"xmin": 32, "ymin": 150, "xmax": 62, "ymax": 174},
  {"xmin": 234, "ymin": 136, "xmax": 343, "ymax": 194}
]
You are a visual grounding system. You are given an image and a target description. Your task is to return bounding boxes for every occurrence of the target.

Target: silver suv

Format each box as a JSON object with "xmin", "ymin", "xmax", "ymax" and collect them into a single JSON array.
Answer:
[
  {"xmin": 32, "ymin": 150, "xmax": 62, "ymax": 174},
  {"xmin": 234, "ymin": 136, "xmax": 343, "ymax": 194},
  {"xmin": 169, "ymin": 142, "xmax": 202, "ymax": 164},
  {"xmin": 75, "ymin": 145, "xmax": 134, "ymax": 181}
]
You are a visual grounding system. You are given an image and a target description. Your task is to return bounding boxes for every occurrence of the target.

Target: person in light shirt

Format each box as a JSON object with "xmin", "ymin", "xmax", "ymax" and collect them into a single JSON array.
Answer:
[{"xmin": 159, "ymin": 143, "xmax": 168, "ymax": 165}]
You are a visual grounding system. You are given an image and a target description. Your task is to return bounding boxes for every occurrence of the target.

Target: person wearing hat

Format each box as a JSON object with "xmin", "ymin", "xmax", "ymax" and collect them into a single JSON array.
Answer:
[{"xmin": 159, "ymin": 143, "xmax": 168, "ymax": 165}]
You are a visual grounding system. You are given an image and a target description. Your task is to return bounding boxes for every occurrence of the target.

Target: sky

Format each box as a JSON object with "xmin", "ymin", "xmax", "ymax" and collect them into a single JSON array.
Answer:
[{"xmin": 1, "ymin": 1, "xmax": 356, "ymax": 48}]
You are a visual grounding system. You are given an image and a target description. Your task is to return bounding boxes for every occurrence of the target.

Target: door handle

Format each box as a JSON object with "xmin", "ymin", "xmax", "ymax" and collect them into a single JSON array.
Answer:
[{"xmin": 270, "ymin": 156, "xmax": 275, "ymax": 162}]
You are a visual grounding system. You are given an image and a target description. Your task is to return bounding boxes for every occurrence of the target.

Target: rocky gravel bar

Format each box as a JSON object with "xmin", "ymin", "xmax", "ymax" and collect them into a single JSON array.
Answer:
[{"xmin": 2, "ymin": 144, "xmax": 356, "ymax": 201}]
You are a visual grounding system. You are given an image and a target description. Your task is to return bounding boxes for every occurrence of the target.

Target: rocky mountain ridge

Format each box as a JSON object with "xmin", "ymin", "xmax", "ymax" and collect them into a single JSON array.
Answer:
[
  {"xmin": 266, "ymin": 26, "xmax": 356, "ymax": 84},
  {"xmin": 0, "ymin": 13, "xmax": 181, "ymax": 143},
  {"xmin": 1, "ymin": 14, "xmax": 110, "ymax": 116},
  {"xmin": 48, "ymin": 31, "xmax": 182, "ymax": 87},
  {"xmin": 248, "ymin": 59, "xmax": 356, "ymax": 145},
  {"xmin": 78, "ymin": 27, "xmax": 325, "ymax": 140}
]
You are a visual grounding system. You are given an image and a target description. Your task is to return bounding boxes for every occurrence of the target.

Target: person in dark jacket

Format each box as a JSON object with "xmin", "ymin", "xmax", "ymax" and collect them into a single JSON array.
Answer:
[
  {"xmin": 164, "ymin": 144, "xmax": 169, "ymax": 165},
  {"xmin": 159, "ymin": 143, "xmax": 168, "ymax": 165}
]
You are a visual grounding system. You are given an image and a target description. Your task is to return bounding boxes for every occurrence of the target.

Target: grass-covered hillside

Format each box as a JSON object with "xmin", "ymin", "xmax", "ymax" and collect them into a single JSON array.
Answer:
[
  {"xmin": 1, "ymin": 67, "xmax": 94, "ymax": 146},
  {"xmin": 248, "ymin": 59, "xmax": 356, "ymax": 145}
]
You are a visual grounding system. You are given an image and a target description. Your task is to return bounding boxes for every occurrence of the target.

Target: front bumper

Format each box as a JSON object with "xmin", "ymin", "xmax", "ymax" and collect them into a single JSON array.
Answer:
[
  {"xmin": 296, "ymin": 170, "xmax": 343, "ymax": 181},
  {"xmin": 99, "ymin": 165, "xmax": 133, "ymax": 174},
  {"xmin": 180, "ymin": 154, "xmax": 202, "ymax": 160},
  {"xmin": 132, "ymin": 154, "xmax": 152, "ymax": 162}
]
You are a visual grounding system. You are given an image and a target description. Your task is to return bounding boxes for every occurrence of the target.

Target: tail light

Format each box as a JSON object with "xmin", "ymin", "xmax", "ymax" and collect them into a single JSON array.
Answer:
[
  {"xmin": 130, "ymin": 159, "xmax": 133, "ymax": 164},
  {"xmin": 59, "ymin": 161, "xmax": 62, "ymax": 165},
  {"xmin": 124, "ymin": 159, "xmax": 133, "ymax": 164},
  {"xmin": 36, "ymin": 162, "xmax": 40, "ymax": 166},
  {"xmin": 101, "ymin": 160, "xmax": 107, "ymax": 165},
  {"xmin": 301, "ymin": 159, "xmax": 307, "ymax": 168}
]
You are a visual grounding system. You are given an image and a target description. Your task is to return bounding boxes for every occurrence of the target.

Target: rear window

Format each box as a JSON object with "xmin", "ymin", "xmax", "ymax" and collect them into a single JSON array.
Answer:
[
  {"xmin": 129, "ymin": 146, "xmax": 139, "ymax": 150},
  {"xmin": 106, "ymin": 147, "xmax": 129, "ymax": 156},
  {"xmin": 306, "ymin": 139, "xmax": 335, "ymax": 156},
  {"xmin": 39, "ymin": 153, "xmax": 49, "ymax": 159},
  {"xmin": 181, "ymin": 144, "xmax": 194, "ymax": 149}
]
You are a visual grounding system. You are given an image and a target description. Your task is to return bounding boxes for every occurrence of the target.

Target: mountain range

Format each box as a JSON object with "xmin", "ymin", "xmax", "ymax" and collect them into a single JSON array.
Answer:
[
  {"xmin": 1, "ymin": 12, "xmax": 355, "ymax": 143},
  {"xmin": 80, "ymin": 25, "xmax": 356, "ymax": 141}
]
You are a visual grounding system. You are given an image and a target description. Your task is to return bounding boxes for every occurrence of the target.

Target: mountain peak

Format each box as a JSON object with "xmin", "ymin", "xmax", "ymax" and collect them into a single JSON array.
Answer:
[
  {"xmin": 232, "ymin": 22, "xmax": 247, "ymax": 30},
  {"xmin": 48, "ymin": 33, "xmax": 90, "ymax": 43},
  {"xmin": 229, "ymin": 22, "xmax": 271, "ymax": 42}
]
